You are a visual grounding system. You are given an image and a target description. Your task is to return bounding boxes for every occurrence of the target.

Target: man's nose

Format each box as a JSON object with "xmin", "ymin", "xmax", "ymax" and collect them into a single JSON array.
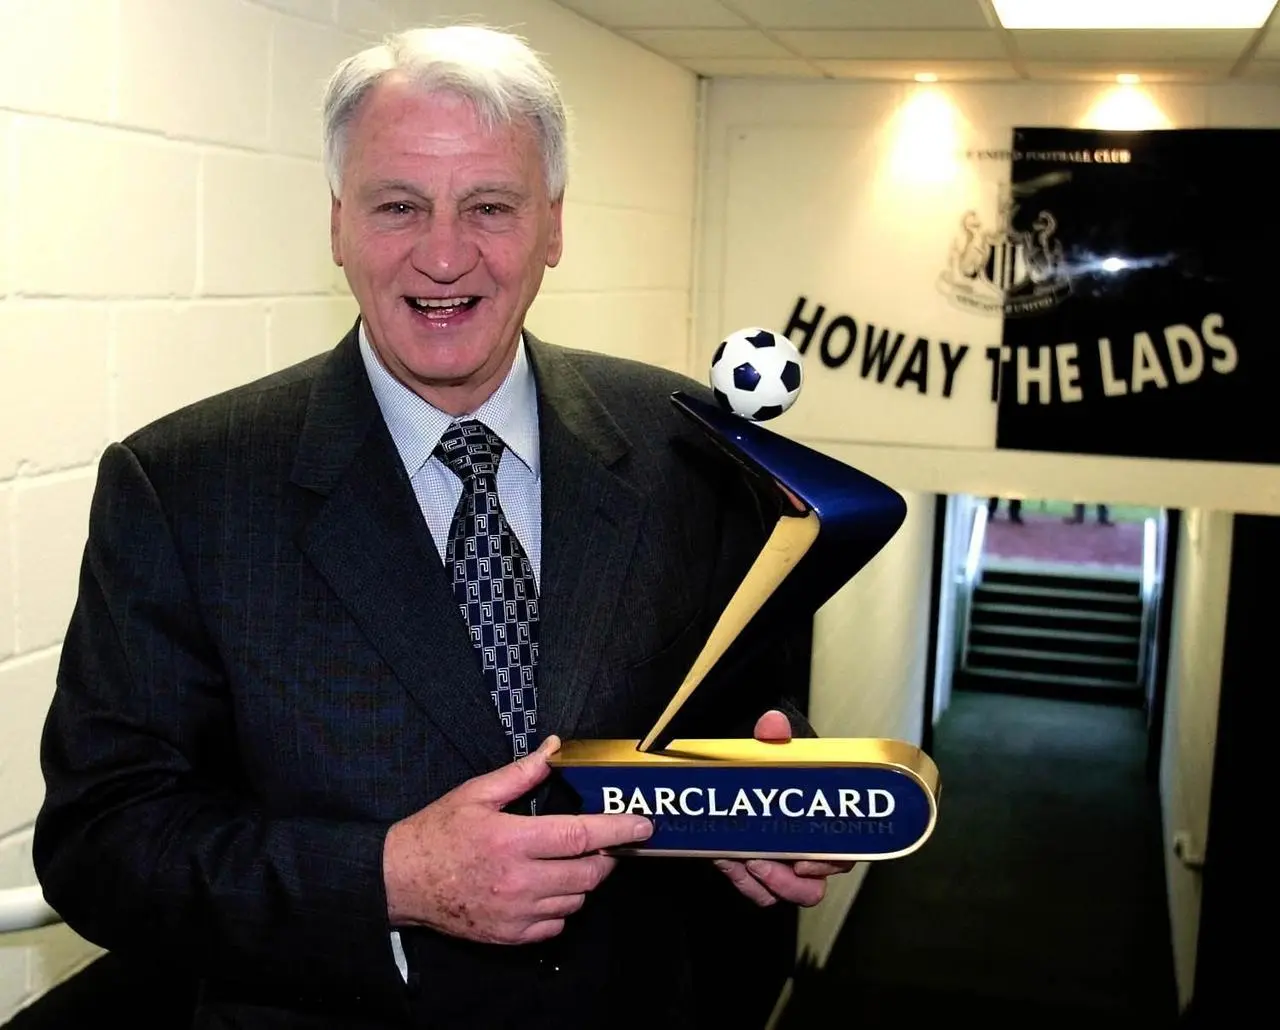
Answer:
[{"xmin": 411, "ymin": 216, "xmax": 478, "ymax": 282}]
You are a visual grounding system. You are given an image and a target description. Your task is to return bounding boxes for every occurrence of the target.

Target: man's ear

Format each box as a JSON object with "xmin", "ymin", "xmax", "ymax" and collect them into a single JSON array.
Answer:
[
  {"xmin": 546, "ymin": 197, "xmax": 564, "ymax": 268},
  {"xmin": 330, "ymin": 194, "xmax": 343, "ymax": 266}
]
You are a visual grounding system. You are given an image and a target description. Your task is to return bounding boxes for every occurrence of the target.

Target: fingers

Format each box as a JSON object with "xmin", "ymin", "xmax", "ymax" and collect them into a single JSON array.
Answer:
[
  {"xmin": 752, "ymin": 710, "xmax": 792, "ymax": 743},
  {"xmin": 793, "ymin": 860, "xmax": 855, "ymax": 878},
  {"xmin": 534, "ymin": 892, "xmax": 587, "ymax": 919},
  {"xmin": 521, "ymin": 813, "xmax": 652, "ymax": 858},
  {"xmin": 462, "ymin": 735, "xmax": 561, "ymax": 807},
  {"xmin": 536, "ymin": 853, "xmax": 617, "ymax": 897},
  {"xmin": 714, "ymin": 859, "xmax": 777, "ymax": 907},
  {"xmin": 525, "ymin": 855, "xmax": 620, "ymax": 922},
  {"xmin": 714, "ymin": 859, "xmax": 832, "ymax": 907},
  {"xmin": 519, "ymin": 919, "xmax": 567, "ymax": 944},
  {"xmin": 743, "ymin": 860, "xmax": 827, "ymax": 907}
]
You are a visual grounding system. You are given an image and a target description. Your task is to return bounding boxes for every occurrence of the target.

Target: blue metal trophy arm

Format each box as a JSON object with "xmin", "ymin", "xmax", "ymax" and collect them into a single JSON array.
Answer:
[
  {"xmin": 636, "ymin": 393, "xmax": 908, "ymax": 753},
  {"xmin": 670, "ymin": 391, "xmax": 907, "ymax": 620}
]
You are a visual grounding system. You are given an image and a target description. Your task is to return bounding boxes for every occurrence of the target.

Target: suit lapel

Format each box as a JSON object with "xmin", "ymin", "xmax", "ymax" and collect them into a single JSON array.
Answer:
[
  {"xmin": 293, "ymin": 327, "xmax": 512, "ymax": 774},
  {"xmin": 527, "ymin": 338, "xmax": 645, "ymax": 740}
]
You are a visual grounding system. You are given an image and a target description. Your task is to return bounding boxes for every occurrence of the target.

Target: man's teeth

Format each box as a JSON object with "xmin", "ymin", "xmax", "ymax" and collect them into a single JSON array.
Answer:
[{"xmin": 409, "ymin": 297, "xmax": 472, "ymax": 310}]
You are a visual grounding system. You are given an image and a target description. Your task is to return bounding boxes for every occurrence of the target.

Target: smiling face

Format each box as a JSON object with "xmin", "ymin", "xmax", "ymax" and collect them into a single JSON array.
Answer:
[{"xmin": 330, "ymin": 77, "xmax": 563, "ymax": 415}]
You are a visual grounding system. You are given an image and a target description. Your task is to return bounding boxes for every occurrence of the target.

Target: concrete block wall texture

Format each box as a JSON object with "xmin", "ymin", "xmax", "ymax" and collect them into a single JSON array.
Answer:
[{"xmin": 0, "ymin": 0, "xmax": 698, "ymax": 1018}]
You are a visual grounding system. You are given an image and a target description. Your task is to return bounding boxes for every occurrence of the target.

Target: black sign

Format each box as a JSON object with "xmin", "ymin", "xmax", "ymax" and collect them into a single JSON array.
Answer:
[{"xmin": 995, "ymin": 127, "xmax": 1280, "ymax": 465}]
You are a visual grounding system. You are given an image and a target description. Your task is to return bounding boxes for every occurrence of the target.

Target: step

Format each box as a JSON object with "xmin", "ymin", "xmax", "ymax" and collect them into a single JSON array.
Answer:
[
  {"xmin": 957, "ymin": 667, "xmax": 1144, "ymax": 705},
  {"xmin": 961, "ymin": 664, "xmax": 1140, "ymax": 690},
  {"xmin": 974, "ymin": 582, "xmax": 1143, "ymax": 614},
  {"xmin": 981, "ymin": 567, "xmax": 1141, "ymax": 598},
  {"xmin": 969, "ymin": 625, "xmax": 1140, "ymax": 661},
  {"xmin": 966, "ymin": 644, "xmax": 1137, "ymax": 668},
  {"xmin": 970, "ymin": 623, "xmax": 1139, "ymax": 646},
  {"xmin": 963, "ymin": 655, "xmax": 1139, "ymax": 685},
  {"xmin": 971, "ymin": 602, "xmax": 1142, "ymax": 627}
]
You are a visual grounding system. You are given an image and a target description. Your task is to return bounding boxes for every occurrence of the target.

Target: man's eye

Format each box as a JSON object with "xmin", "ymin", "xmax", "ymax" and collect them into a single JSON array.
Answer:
[
  {"xmin": 474, "ymin": 203, "xmax": 512, "ymax": 216},
  {"xmin": 378, "ymin": 202, "xmax": 414, "ymax": 215}
]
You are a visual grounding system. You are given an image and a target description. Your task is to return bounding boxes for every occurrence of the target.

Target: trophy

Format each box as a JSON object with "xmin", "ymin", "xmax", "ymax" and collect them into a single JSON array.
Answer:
[{"xmin": 549, "ymin": 329, "xmax": 940, "ymax": 862}]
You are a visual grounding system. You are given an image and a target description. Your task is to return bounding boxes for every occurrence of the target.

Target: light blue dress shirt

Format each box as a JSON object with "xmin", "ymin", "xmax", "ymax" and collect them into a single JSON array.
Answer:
[
  {"xmin": 357, "ymin": 322, "xmax": 543, "ymax": 982},
  {"xmin": 358, "ymin": 323, "xmax": 543, "ymax": 584}
]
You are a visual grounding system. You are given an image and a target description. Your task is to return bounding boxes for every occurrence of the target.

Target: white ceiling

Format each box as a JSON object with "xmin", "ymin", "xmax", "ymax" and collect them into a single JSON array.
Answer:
[{"xmin": 549, "ymin": 0, "xmax": 1280, "ymax": 82}]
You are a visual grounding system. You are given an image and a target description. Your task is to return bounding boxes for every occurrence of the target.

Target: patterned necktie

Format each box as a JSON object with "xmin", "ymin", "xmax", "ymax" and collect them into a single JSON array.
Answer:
[{"xmin": 435, "ymin": 421, "xmax": 540, "ymax": 758}]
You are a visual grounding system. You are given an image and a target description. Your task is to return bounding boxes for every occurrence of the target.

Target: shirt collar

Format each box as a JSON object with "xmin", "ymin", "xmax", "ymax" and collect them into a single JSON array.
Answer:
[{"xmin": 358, "ymin": 321, "xmax": 540, "ymax": 479}]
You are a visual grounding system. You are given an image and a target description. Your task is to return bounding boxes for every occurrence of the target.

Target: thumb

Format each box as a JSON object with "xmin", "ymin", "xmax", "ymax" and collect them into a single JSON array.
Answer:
[
  {"xmin": 462, "ymin": 735, "xmax": 560, "ymax": 807},
  {"xmin": 754, "ymin": 710, "xmax": 792, "ymax": 743}
]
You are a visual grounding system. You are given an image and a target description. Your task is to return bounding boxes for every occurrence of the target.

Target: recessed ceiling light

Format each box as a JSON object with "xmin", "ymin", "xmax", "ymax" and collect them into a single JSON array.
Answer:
[
  {"xmin": 1116, "ymin": 73, "xmax": 1141, "ymax": 84},
  {"xmin": 914, "ymin": 72, "xmax": 939, "ymax": 82},
  {"xmin": 992, "ymin": 0, "xmax": 1277, "ymax": 29}
]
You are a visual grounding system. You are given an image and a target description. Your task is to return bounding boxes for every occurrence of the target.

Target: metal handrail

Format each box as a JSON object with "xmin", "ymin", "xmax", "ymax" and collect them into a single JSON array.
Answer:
[
  {"xmin": 964, "ymin": 501, "xmax": 988, "ymax": 586},
  {"xmin": 955, "ymin": 499, "xmax": 988, "ymax": 670},
  {"xmin": 1137, "ymin": 517, "xmax": 1159, "ymax": 685},
  {"xmin": 1141, "ymin": 517, "xmax": 1157, "ymax": 607},
  {"xmin": 0, "ymin": 886, "xmax": 61, "ymax": 934}
]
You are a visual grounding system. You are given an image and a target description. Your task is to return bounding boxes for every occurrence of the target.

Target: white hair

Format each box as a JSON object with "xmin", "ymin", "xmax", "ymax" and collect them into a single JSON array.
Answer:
[{"xmin": 321, "ymin": 25, "xmax": 569, "ymax": 198}]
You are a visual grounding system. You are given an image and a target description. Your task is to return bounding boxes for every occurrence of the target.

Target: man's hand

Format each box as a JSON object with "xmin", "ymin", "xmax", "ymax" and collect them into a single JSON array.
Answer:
[
  {"xmin": 383, "ymin": 735, "xmax": 653, "ymax": 945},
  {"xmin": 713, "ymin": 711, "xmax": 855, "ymax": 908}
]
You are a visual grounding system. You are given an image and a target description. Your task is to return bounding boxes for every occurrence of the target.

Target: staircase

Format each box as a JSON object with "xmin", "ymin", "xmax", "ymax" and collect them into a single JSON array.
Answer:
[{"xmin": 960, "ymin": 565, "xmax": 1144, "ymax": 702}]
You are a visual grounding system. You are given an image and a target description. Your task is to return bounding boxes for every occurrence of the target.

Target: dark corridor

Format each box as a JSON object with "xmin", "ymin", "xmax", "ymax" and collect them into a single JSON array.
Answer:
[{"xmin": 780, "ymin": 690, "xmax": 1177, "ymax": 1027}]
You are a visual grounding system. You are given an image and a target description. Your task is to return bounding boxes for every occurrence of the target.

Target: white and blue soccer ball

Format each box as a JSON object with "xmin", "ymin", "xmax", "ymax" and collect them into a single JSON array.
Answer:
[{"xmin": 709, "ymin": 327, "xmax": 803, "ymax": 421}]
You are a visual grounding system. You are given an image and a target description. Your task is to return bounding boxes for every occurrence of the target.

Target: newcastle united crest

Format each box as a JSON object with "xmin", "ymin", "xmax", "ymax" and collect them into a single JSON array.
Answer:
[{"xmin": 938, "ymin": 190, "xmax": 1072, "ymax": 318}]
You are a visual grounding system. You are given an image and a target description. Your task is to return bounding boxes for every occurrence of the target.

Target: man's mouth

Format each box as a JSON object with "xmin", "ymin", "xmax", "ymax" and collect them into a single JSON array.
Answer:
[{"xmin": 405, "ymin": 296, "xmax": 481, "ymax": 321}]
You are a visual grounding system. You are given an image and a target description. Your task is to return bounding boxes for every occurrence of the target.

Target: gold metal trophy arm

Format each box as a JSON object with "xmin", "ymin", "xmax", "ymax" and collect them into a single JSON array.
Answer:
[{"xmin": 636, "ymin": 506, "xmax": 820, "ymax": 753}]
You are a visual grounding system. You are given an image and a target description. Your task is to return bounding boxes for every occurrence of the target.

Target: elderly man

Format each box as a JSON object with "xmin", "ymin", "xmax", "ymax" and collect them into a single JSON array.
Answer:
[{"xmin": 35, "ymin": 25, "xmax": 844, "ymax": 1029}]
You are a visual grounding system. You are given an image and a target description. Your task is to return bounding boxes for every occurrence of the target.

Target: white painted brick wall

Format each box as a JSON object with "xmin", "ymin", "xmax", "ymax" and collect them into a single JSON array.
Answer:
[
  {"xmin": 260, "ymin": 0, "xmax": 336, "ymax": 23},
  {"xmin": 0, "ymin": 653, "xmax": 62, "ymax": 833},
  {"xmin": 0, "ymin": 0, "xmax": 697, "ymax": 1018},
  {"xmin": 0, "ymin": 305, "xmax": 112, "ymax": 477},
  {"xmin": 527, "ymin": 291, "xmax": 691, "ymax": 371},
  {"xmin": 114, "ymin": 302, "xmax": 269, "ymax": 436},
  {"xmin": 201, "ymin": 152, "xmax": 335, "ymax": 296},
  {"xmin": 13, "ymin": 119, "xmax": 200, "ymax": 298},
  {"xmin": 270, "ymin": 19, "xmax": 369, "ymax": 159},
  {"xmin": 334, "ymin": 0, "xmax": 412, "ymax": 39},
  {"xmin": 0, "ymin": 0, "xmax": 117, "ymax": 124},
  {"xmin": 0, "ymin": 114, "xmax": 11, "ymax": 298},
  {"xmin": 553, "ymin": 206, "xmax": 693, "ymax": 293},
  {"xmin": 268, "ymin": 296, "xmax": 360, "ymax": 370},
  {"xmin": 12, "ymin": 474, "xmax": 96, "ymax": 656},
  {"xmin": 0, "ymin": 487, "xmax": 13, "ymax": 663},
  {"xmin": 117, "ymin": 0, "xmax": 274, "ymax": 149}
]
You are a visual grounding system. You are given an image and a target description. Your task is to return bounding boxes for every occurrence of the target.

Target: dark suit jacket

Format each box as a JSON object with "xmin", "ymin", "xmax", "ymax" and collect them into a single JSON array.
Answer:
[{"xmin": 34, "ymin": 325, "xmax": 808, "ymax": 1029}]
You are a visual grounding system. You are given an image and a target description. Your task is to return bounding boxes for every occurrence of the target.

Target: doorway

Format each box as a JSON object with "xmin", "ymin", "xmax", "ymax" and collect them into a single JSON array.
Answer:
[
  {"xmin": 781, "ymin": 491, "xmax": 1182, "ymax": 1026},
  {"xmin": 947, "ymin": 495, "xmax": 1170, "ymax": 712}
]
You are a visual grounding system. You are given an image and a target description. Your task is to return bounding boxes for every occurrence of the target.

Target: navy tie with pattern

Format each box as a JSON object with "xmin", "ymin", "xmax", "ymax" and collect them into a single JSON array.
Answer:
[{"xmin": 436, "ymin": 421, "xmax": 540, "ymax": 758}]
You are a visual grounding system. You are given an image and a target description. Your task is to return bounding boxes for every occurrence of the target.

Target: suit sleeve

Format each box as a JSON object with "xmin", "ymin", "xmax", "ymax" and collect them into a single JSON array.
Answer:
[{"xmin": 34, "ymin": 443, "xmax": 408, "ymax": 1011}]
